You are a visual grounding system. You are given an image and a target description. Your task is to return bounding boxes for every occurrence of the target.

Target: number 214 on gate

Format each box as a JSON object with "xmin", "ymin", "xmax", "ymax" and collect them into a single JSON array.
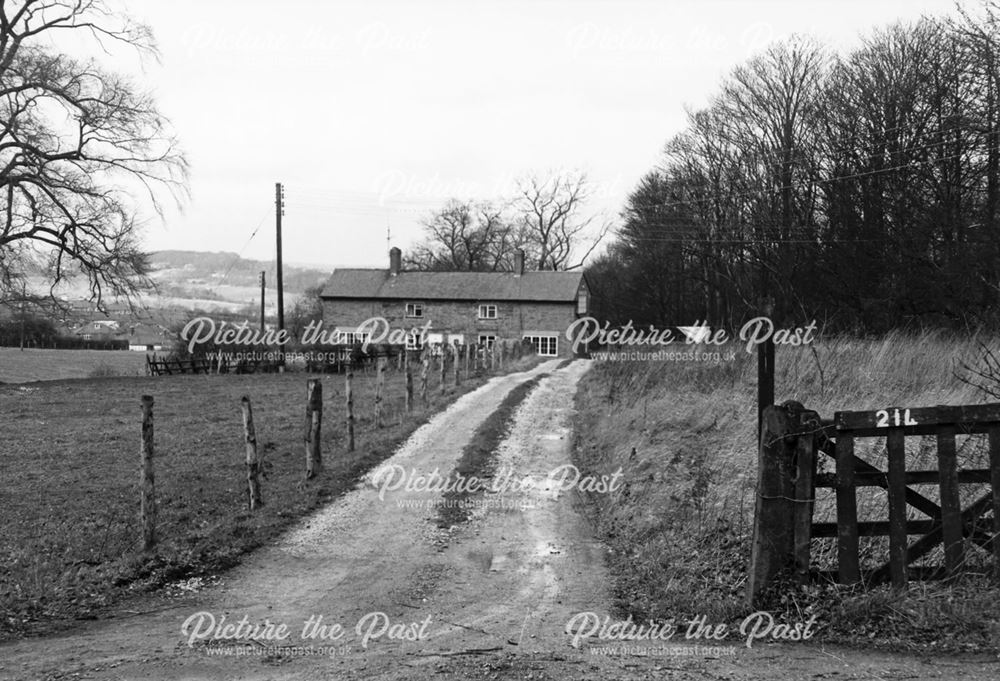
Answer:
[{"xmin": 875, "ymin": 408, "xmax": 918, "ymax": 428}]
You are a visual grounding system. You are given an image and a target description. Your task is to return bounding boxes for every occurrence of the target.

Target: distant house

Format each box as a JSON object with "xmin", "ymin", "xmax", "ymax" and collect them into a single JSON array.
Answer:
[
  {"xmin": 319, "ymin": 248, "xmax": 589, "ymax": 357},
  {"xmin": 74, "ymin": 319, "xmax": 121, "ymax": 342},
  {"xmin": 126, "ymin": 323, "xmax": 172, "ymax": 352}
]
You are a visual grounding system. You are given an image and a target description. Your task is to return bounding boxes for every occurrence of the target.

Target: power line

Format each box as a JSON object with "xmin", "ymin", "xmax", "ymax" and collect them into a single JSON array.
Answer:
[{"xmin": 217, "ymin": 211, "xmax": 269, "ymax": 286}]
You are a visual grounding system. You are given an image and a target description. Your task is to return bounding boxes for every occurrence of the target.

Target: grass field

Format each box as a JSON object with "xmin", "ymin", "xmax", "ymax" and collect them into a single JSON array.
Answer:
[
  {"xmin": 0, "ymin": 348, "xmax": 148, "ymax": 383},
  {"xmin": 0, "ymin": 354, "xmax": 540, "ymax": 640},
  {"xmin": 572, "ymin": 331, "xmax": 1000, "ymax": 653}
]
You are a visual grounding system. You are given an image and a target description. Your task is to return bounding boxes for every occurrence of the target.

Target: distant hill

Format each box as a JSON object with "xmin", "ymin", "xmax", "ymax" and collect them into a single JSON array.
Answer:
[
  {"xmin": 10, "ymin": 250, "xmax": 334, "ymax": 319},
  {"xmin": 149, "ymin": 250, "xmax": 332, "ymax": 295}
]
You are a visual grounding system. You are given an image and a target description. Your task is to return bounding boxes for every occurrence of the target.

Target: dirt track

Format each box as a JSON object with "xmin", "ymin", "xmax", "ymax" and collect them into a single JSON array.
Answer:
[{"xmin": 2, "ymin": 359, "xmax": 998, "ymax": 680}]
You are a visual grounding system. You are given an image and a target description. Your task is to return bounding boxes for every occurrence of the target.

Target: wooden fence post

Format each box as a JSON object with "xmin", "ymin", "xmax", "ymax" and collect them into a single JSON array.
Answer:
[
  {"xmin": 420, "ymin": 350, "xmax": 429, "ymax": 403},
  {"xmin": 140, "ymin": 395, "xmax": 156, "ymax": 551},
  {"xmin": 747, "ymin": 402, "xmax": 798, "ymax": 605},
  {"xmin": 757, "ymin": 298, "xmax": 776, "ymax": 445},
  {"xmin": 405, "ymin": 362, "xmax": 413, "ymax": 413},
  {"xmin": 454, "ymin": 346, "xmax": 461, "ymax": 386},
  {"xmin": 374, "ymin": 357, "xmax": 385, "ymax": 428},
  {"xmin": 439, "ymin": 346, "xmax": 447, "ymax": 394},
  {"xmin": 346, "ymin": 367, "xmax": 355, "ymax": 452},
  {"xmin": 305, "ymin": 379, "xmax": 322, "ymax": 478},
  {"xmin": 241, "ymin": 396, "xmax": 262, "ymax": 509},
  {"xmin": 464, "ymin": 342, "xmax": 470, "ymax": 376}
]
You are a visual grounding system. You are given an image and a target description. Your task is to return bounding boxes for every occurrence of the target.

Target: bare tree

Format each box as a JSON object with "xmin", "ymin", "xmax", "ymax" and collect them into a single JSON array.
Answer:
[
  {"xmin": 513, "ymin": 171, "xmax": 609, "ymax": 271},
  {"xmin": 408, "ymin": 199, "xmax": 513, "ymax": 271},
  {"xmin": 0, "ymin": 0, "xmax": 188, "ymax": 308}
]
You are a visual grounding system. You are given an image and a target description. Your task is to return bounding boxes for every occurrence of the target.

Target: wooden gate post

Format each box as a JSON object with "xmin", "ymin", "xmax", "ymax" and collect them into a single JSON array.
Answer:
[
  {"xmin": 305, "ymin": 379, "xmax": 322, "ymax": 478},
  {"xmin": 140, "ymin": 395, "xmax": 156, "ymax": 551},
  {"xmin": 747, "ymin": 402, "xmax": 799, "ymax": 605},
  {"xmin": 792, "ymin": 410, "xmax": 820, "ymax": 584},
  {"xmin": 346, "ymin": 367, "xmax": 355, "ymax": 452},
  {"xmin": 241, "ymin": 396, "xmax": 262, "ymax": 509},
  {"xmin": 454, "ymin": 346, "xmax": 461, "ymax": 386}
]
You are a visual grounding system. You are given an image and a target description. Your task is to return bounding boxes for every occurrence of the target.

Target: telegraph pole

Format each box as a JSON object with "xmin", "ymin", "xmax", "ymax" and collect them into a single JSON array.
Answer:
[
  {"xmin": 258, "ymin": 271, "xmax": 266, "ymax": 334},
  {"xmin": 275, "ymin": 182, "xmax": 285, "ymax": 369}
]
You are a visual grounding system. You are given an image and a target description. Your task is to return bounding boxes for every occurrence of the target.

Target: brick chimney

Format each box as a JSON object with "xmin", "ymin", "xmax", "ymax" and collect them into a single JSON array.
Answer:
[
  {"xmin": 389, "ymin": 247, "xmax": 401, "ymax": 276},
  {"xmin": 513, "ymin": 249, "xmax": 525, "ymax": 277}
]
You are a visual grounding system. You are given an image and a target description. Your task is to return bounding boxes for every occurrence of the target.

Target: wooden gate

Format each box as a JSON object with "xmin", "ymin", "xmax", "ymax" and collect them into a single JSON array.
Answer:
[{"xmin": 748, "ymin": 402, "xmax": 1000, "ymax": 603}]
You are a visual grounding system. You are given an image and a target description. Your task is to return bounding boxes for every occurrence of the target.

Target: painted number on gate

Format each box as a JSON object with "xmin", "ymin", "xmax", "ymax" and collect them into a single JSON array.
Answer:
[{"xmin": 875, "ymin": 409, "xmax": 918, "ymax": 428}]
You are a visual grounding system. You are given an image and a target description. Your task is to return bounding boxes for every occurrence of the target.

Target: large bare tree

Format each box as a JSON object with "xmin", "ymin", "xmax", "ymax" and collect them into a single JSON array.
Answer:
[
  {"xmin": 513, "ymin": 171, "xmax": 609, "ymax": 271},
  {"xmin": 0, "ymin": 0, "xmax": 187, "ymax": 307}
]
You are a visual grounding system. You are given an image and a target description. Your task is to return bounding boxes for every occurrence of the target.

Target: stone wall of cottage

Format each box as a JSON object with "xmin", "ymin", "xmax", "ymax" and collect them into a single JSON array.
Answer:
[{"xmin": 320, "ymin": 298, "xmax": 578, "ymax": 357}]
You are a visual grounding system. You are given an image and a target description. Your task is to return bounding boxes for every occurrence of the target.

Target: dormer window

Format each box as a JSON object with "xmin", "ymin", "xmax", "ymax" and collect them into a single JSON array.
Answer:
[
  {"xmin": 405, "ymin": 302, "xmax": 423, "ymax": 318},
  {"xmin": 478, "ymin": 304, "xmax": 497, "ymax": 319}
]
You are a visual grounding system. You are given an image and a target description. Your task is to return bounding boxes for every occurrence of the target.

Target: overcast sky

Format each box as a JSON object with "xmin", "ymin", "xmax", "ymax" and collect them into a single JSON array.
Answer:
[{"xmin": 126, "ymin": 0, "xmax": 959, "ymax": 269}]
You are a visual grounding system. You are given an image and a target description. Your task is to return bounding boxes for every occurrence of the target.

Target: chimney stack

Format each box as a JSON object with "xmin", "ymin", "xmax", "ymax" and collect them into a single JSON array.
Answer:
[
  {"xmin": 513, "ymin": 249, "xmax": 525, "ymax": 277},
  {"xmin": 389, "ymin": 246, "xmax": 401, "ymax": 276}
]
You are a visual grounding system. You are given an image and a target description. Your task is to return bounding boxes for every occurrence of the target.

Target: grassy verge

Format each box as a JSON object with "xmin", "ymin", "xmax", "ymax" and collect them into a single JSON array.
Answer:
[
  {"xmin": 572, "ymin": 331, "xmax": 1000, "ymax": 654},
  {"xmin": 0, "ymin": 354, "xmax": 542, "ymax": 641},
  {"xmin": 0, "ymin": 348, "xmax": 148, "ymax": 383}
]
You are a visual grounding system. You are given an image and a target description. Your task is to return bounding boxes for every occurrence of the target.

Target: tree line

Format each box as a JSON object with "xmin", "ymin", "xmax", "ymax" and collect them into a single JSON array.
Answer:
[{"xmin": 587, "ymin": 3, "xmax": 1000, "ymax": 333}]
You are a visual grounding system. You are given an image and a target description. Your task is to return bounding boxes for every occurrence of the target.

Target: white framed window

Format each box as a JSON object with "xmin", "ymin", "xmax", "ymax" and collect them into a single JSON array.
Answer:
[
  {"xmin": 523, "ymin": 334, "xmax": 557, "ymax": 357},
  {"xmin": 477, "ymin": 304, "xmax": 497, "ymax": 319},
  {"xmin": 337, "ymin": 331, "xmax": 369, "ymax": 345},
  {"xmin": 577, "ymin": 288, "xmax": 588, "ymax": 315},
  {"xmin": 447, "ymin": 334, "xmax": 465, "ymax": 346},
  {"xmin": 477, "ymin": 334, "xmax": 496, "ymax": 349},
  {"xmin": 406, "ymin": 329, "xmax": 423, "ymax": 350},
  {"xmin": 405, "ymin": 302, "xmax": 423, "ymax": 318}
]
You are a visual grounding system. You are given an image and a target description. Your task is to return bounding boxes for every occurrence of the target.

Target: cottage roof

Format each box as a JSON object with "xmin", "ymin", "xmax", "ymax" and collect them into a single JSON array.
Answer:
[{"xmin": 320, "ymin": 269, "xmax": 585, "ymax": 302}]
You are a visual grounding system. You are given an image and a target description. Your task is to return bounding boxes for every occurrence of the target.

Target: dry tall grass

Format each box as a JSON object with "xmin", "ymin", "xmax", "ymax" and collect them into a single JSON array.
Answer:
[{"xmin": 572, "ymin": 331, "xmax": 1000, "ymax": 652}]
